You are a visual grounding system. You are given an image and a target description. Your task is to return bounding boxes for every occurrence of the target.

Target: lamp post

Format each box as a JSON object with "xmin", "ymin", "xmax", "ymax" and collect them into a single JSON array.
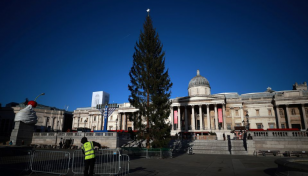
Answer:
[{"xmin": 34, "ymin": 93, "xmax": 45, "ymax": 101}]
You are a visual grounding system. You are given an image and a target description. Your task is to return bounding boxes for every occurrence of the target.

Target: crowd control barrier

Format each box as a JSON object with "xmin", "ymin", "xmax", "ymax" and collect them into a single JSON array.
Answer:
[
  {"xmin": 30, "ymin": 150, "xmax": 70, "ymax": 175},
  {"xmin": 0, "ymin": 148, "xmax": 32, "ymax": 175},
  {"xmin": 72, "ymin": 149, "xmax": 129, "ymax": 175},
  {"xmin": 118, "ymin": 154, "xmax": 130, "ymax": 176}
]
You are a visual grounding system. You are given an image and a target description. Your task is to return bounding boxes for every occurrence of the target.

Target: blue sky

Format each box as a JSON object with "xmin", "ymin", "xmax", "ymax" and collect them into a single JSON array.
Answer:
[{"xmin": 1, "ymin": 0, "xmax": 307, "ymax": 111}]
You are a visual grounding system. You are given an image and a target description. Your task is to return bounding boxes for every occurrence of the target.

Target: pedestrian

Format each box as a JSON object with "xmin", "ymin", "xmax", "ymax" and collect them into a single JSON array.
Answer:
[
  {"xmin": 223, "ymin": 133, "xmax": 226, "ymax": 141},
  {"xmin": 21, "ymin": 140, "xmax": 24, "ymax": 145},
  {"xmin": 81, "ymin": 137, "xmax": 101, "ymax": 176},
  {"xmin": 59, "ymin": 140, "xmax": 63, "ymax": 149},
  {"xmin": 9, "ymin": 141, "xmax": 13, "ymax": 145}
]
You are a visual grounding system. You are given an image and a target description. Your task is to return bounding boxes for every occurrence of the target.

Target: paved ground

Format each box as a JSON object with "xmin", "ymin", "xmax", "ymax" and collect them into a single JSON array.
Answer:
[
  {"xmin": 1, "ymin": 147, "xmax": 280, "ymax": 176},
  {"xmin": 128, "ymin": 154, "xmax": 278, "ymax": 176}
]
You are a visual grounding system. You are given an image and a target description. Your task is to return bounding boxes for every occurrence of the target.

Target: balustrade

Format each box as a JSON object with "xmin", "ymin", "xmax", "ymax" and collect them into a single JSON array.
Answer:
[
  {"xmin": 250, "ymin": 131, "xmax": 308, "ymax": 138},
  {"xmin": 33, "ymin": 132, "xmax": 117, "ymax": 137}
]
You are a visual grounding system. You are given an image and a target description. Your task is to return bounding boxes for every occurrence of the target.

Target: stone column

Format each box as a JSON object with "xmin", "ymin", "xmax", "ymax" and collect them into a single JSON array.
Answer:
[
  {"xmin": 119, "ymin": 113, "xmax": 122, "ymax": 130},
  {"xmin": 275, "ymin": 106, "xmax": 281, "ymax": 128},
  {"xmin": 199, "ymin": 105, "xmax": 203, "ymax": 130},
  {"xmin": 191, "ymin": 105, "xmax": 195, "ymax": 130},
  {"xmin": 123, "ymin": 113, "xmax": 127, "ymax": 130},
  {"xmin": 285, "ymin": 105, "xmax": 291, "ymax": 128},
  {"xmin": 214, "ymin": 104, "xmax": 218, "ymax": 130},
  {"xmin": 301, "ymin": 104, "xmax": 307, "ymax": 129},
  {"xmin": 207, "ymin": 104, "xmax": 210, "ymax": 130},
  {"xmin": 170, "ymin": 106, "xmax": 174, "ymax": 130},
  {"xmin": 178, "ymin": 106, "xmax": 181, "ymax": 130},
  {"xmin": 240, "ymin": 107, "xmax": 244, "ymax": 126},
  {"xmin": 51, "ymin": 117, "xmax": 55, "ymax": 131},
  {"xmin": 131, "ymin": 113, "xmax": 134, "ymax": 130},
  {"xmin": 222, "ymin": 104, "xmax": 226, "ymax": 130},
  {"xmin": 230, "ymin": 107, "xmax": 235, "ymax": 130},
  {"xmin": 100, "ymin": 114, "xmax": 103, "ymax": 130},
  {"xmin": 185, "ymin": 106, "xmax": 188, "ymax": 131}
]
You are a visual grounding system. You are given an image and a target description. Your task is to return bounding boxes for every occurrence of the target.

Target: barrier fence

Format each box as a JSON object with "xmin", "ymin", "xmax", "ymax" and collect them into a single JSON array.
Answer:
[
  {"xmin": 0, "ymin": 148, "xmax": 130, "ymax": 175},
  {"xmin": 121, "ymin": 147, "xmax": 172, "ymax": 159},
  {"xmin": 30, "ymin": 150, "xmax": 70, "ymax": 175},
  {"xmin": 118, "ymin": 154, "xmax": 130, "ymax": 176},
  {"xmin": 0, "ymin": 148, "xmax": 32, "ymax": 175},
  {"xmin": 72, "ymin": 149, "xmax": 122, "ymax": 175}
]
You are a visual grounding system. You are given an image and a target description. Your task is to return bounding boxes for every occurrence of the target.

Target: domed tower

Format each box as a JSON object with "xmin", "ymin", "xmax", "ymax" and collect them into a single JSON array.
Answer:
[{"xmin": 188, "ymin": 70, "xmax": 211, "ymax": 96}]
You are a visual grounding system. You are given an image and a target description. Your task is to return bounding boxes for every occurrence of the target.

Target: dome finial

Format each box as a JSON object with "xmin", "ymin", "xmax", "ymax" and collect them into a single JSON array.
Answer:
[{"xmin": 197, "ymin": 70, "xmax": 200, "ymax": 76}]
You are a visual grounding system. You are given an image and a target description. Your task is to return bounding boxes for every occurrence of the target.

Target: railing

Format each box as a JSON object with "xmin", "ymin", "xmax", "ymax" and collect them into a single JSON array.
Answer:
[
  {"xmin": 249, "ymin": 131, "xmax": 308, "ymax": 138},
  {"xmin": 0, "ymin": 149, "xmax": 130, "ymax": 175},
  {"xmin": 31, "ymin": 150, "xmax": 70, "ymax": 175},
  {"xmin": 33, "ymin": 132, "xmax": 117, "ymax": 137}
]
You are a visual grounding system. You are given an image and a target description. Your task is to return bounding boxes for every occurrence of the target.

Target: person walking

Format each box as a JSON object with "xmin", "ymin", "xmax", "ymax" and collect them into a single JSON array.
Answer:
[
  {"xmin": 81, "ymin": 137, "xmax": 101, "ymax": 176},
  {"xmin": 59, "ymin": 139, "xmax": 63, "ymax": 149}
]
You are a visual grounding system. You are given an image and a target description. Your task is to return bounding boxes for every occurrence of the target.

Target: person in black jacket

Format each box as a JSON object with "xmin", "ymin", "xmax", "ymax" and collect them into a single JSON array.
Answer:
[{"xmin": 81, "ymin": 137, "xmax": 101, "ymax": 176}]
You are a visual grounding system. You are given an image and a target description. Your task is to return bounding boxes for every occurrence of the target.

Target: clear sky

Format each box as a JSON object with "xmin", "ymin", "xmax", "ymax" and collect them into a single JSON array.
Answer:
[{"xmin": 1, "ymin": 0, "xmax": 307, "ymax": 111}]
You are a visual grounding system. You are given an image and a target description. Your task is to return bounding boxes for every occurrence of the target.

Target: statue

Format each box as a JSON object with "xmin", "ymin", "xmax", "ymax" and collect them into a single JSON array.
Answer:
[
  {"xmin": 14, "ymin": 100, "xmax": 38, "ymax": 124},
  {"xmin": 10, "ymin": 93, "xmax": 44, "ymax": 145}
]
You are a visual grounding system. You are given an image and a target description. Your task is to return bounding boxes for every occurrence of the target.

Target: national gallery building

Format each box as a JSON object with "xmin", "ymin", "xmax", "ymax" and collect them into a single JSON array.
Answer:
[{"xmin": 72, "ymin": 70, "xmax": 308, "ymax": 136}]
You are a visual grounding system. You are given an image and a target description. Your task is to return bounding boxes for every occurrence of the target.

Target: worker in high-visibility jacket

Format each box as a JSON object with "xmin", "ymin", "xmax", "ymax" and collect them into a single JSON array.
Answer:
[{"xmin": 81, "ymin": 137, "xmax": 101, "ymax": 176}]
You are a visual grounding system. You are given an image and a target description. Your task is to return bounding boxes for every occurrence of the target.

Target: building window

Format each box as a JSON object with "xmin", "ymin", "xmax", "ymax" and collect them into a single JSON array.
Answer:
[
  {"xmin": 268, "ymin": 109, "xmax": 272, "ymax": 116},
  {"xmin": 256, "ymin": 109, "xmax": 260, "ymax": 116},
  {"xmin": 94, "ymin": 116, "xmax": 96, "ymax": 121},
  {"xmin": 235, "ymin": 110, "xmax": 239, "ymax": 116},
  {"xmin": 279, "ymin": 109, "xmax": 284, "ymax": 116},
  {"xmin": 268, "ymin": 123, "xmax": 275, "ymax": 129},
  {"xmin": 291, "ymin": 108, "xmax": 296, "ymax": 115},
  {"xmin": 109, "ymin": 126, "xmax": 113, "ymax": 130},
  {"xmin": 227, "ymin": 123, "xmax": 231, "ymax": 130},
  {"xmin": 281, "ymin": 124, "xmax": 285, "ymax": 129},
  {"xmin": 256, "ymin": 123, "xmax": 263, "ymax": 129}
]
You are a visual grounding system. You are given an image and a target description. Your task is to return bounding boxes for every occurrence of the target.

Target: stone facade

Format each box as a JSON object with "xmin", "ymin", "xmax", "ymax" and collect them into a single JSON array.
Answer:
[
  {"xmin": 31, "ymin": 132, "xmax": 131, "ymax": 148},
  {"xmin": 0, "ymin": 103, "xmax": 72, "ymax": 143},
  {"xmin": 72, "ymin": 70, "xmax": 308, "ymax": 139}
]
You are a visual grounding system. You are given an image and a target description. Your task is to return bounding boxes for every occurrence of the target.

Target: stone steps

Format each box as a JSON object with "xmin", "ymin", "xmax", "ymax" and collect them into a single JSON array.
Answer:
[{"xmin": 191, "ymin": 140, "xmax": 249, "ymax": 155}]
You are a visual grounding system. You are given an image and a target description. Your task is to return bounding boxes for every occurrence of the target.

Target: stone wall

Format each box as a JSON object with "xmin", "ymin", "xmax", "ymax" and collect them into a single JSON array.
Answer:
[
  {"xmin": 32, "ymin": 132, "xmax": 118, "ymax": 148},
  {"xmin": 248, "ymin": 131, "xmax": 308, "ymax": 152}
]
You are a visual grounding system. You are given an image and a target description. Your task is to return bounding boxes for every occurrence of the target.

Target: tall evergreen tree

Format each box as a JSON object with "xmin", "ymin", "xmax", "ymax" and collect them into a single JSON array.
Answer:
[{"xmin": 128, "ymin": 14, "xmax": 172, "ymax": 148}]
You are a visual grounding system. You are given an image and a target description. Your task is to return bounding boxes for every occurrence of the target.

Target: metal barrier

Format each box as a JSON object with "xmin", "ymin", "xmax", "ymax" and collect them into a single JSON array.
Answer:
[
  {"xmin": 72, "ymin": 149, "xmax": 130, "ymax": 175},
  {"xmin": 117, "ymin": 154, "xmax": 130, "ymax": 176},
  {"xmin": 30, "ymin": 150, "xmax": 70, "ymax": 175},
  {"xmin": 0, "ymin": 148, "xmax": 32, "ymax": 175}
]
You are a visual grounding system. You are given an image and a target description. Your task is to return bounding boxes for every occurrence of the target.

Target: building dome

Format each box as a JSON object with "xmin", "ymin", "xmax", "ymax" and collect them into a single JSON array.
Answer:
[
  {"xmin": 188, "ymin": 70, "xmax": 211, "ymax": 96},
  {"xmin": 188, "ymin": 70, "xmax": 210, "ymax": 89}
]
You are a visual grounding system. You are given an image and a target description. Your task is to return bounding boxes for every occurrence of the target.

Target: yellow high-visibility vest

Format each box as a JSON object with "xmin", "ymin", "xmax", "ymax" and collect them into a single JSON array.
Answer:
[{"xmin": 82, "ymin": 141, "xmax": 95, "ymax": 160}]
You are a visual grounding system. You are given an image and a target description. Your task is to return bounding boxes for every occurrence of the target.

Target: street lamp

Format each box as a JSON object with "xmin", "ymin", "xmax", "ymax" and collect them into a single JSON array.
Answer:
[{"xmin": 34, "ymin": 93, "xmax": 45, "ymax": 101}]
